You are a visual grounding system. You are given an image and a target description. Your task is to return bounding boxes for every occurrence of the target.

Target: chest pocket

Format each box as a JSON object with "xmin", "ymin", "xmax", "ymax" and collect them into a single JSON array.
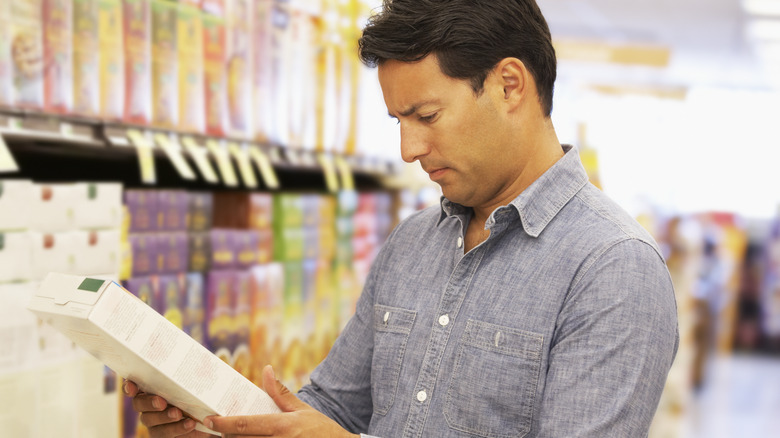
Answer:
[
  {"xmin": 371, "ymin": 304, "xmax": 416, "ymax": 416},
  {"xmin": 445, "ymin": 319, "xmax": 543, "ymax": 438}
]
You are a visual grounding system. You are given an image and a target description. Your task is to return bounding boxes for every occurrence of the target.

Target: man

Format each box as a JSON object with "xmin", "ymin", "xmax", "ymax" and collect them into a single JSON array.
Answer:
[{"xmin": 127, "ymin": 0, "xmax": 679, "ymax": 436}]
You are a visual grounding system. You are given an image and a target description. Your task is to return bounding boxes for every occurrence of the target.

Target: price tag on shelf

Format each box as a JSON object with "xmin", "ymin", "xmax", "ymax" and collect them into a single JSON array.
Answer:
[
  {"xmin": 126, "ymin": 129, "xmax": 156, "ymax": 185},
  {"xmin": 206, "ymin": 140, "xmax": 238, "ymax": 187},
  {"xmin": 317, "ymin": 153, "xmax": 340, "ymax": 193},
  {"xmin": 0, "ymin": 135, "xmax": 19, "ymax": 173},
  {"xmin": 334, "ymin": 155, "xmax": 355, "ymax": 191},
  {"xmin": 181, "ymin": 137, "xmax": 219, "ymax": 183},
  {"xmin": 227, "ymin": 142, "xmax": 258, "ymax": 188},
  {"xmin": 247, "ymin": 147, "xmax": 280, "ymax": 190},
  {"xmin": 155, "ymin": 134, "xmax": 196, "ymax": 180}
]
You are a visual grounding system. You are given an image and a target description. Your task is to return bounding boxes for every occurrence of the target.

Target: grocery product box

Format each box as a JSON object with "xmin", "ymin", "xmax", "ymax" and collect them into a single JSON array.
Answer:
[
  {"xmin": 72, "ymin": 229, "xmax": 121, "ymax": 276},
  {"xmin": 257, "ymin": 227, "xmax": 273, "ymax": 264},
  {"xmin": 0, "ymin": 1, "xmax": 11, "ymax": 106},
  {"xmin": 250, "ymin": 193, "xmax": 273, "ymax": 229},
  {"xmin": 210, "ymin": 228, "xmax": 236, "ymax": 270},
  {"xmin": 30, "ymin": 231, "xmax": 77, "ymax": 280},
  {"xmin": 157, "ymin": 231, "xmax": 188, "ymax": 274},
  {"xmin": 73, "ymin": 183, "xmax": 124, "ymax": 230},
  {"xmin": 29, "ymin": 183, "xmax": 77, "ymax": 233},
  {"xmin": 98, "ymin": 0, "xmax": 124, "ymax": 120},
  {"xmin": 201, "ymin": 0, "xmax": 225, "ymax": 17},
  {"xmin": 177, "ymin": 2, "xmax": 204, "ymax": 133},
  {"xmin": 203, "ymin": 12, "xmax": 227, "ymax": 137},
  {"xmin": 337, "ymin": 190, "xmax": 357, "ymax": 217},
  {"xmin": 0, "ymin": 231, "xmax": 33, "ymax": 283},
  {"xmin": 184, "ymin": 272, "xmax": 206, "ymax": 344},
  {"xmin": 73, "ymin": 0, "xmax": 100, "ymax": 116},
  {"xmin": 43, "ymin": 0, "xmax": 74, "ymax": 113},
  {"xmin": 151, "ymin": 0, "xmax": 178, "ymax": 128},
  {"xmin": 128, "ymin": 233, "xmax": 158, "ymax": 276},
  {"xmin": 233, "ymin": 269, "xmax": 252, "ymax": 378},
  {"xmin": 8, "ymin": 0, "xmax": 44, "ymax": 108},
  {"xmin": 0, "ymin": 180, "xmax": 34, "ymax": 231},
  {"xmin": 252, "ymin": 0, "xmax": 274, "ymax": 143},
  {"xmin": 188, "ymin": 192, "xmax": 213, "ymax": 232},
  {"xmin": 206, "ymin": 269, "xmax": 235, "ymax": 362},
  {"xmin": 157, "ymin": 190, "xmax": 189, "ymax": 231},
  {"xmin": 157, "ymin": 273, "xmax": 186, "ymax": 328},
  {"xmin": 248, "ymin": 262, "xmax": 283, "ymax": 385},
  {"xmin": 0, "ymin": 282, "xmax": 39, "ymax": 374},
  {"xmin": 27, "ymin": 273, "xmax": 281, "ymax": 436},
  {"xmin": 235, "ymin": 230, "xmax": 259, "ymax": 268},
  {"xmin": 303, "ymin": 225, "xmax": 318, "ymax": 260},
  {"xmin": 123, "ymin": 0, "xmax": 152, "ymax": 124},
  {"xmin": 225, "ymin": 0, "xmax": 251, "ymax": 137},
  {"xmin": 123, "ymin": 275, "xmax": 158, "ymax": 308},
  {"xmin": 273, "ymin": 226, "xmax": 304, "ymax": 262},
  {"xmin": 125, "ymin": 189, "xmax": 158, "ymax": 232},
  {"xmin": 188, "ymin": 231, "xmax": 211, "ymax": 272},
  {"xmin": 273, "ymin": 193, "xmax": 304, "ymax": 230}
]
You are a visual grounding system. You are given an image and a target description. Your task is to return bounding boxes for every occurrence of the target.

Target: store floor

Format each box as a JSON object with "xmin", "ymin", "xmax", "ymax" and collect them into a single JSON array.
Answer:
[{"xmin": 682, "ymin": 353, "xmax": 780, "ymax": 438}]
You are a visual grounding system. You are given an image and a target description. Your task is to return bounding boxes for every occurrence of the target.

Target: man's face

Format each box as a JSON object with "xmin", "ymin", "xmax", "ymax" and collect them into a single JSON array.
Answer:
[{"xmin": 378, "ymin": 55, "xmax": 516, "ymax": 209}]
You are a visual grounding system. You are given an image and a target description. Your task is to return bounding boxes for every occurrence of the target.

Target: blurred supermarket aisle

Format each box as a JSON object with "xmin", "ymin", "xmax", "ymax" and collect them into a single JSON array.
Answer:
[{"xmin": 682, "ymin": 353, "xmax": 780, "ymax": 438}]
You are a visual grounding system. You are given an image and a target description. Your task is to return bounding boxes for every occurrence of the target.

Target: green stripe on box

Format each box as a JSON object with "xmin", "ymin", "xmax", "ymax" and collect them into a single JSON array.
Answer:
[
  {"xmin": 0, "ymin": 233, "xmax": 4, "ymax": 250},
  {"xmin": 78, "ymin": 278, "xmax": 106, "ymax": 293}
]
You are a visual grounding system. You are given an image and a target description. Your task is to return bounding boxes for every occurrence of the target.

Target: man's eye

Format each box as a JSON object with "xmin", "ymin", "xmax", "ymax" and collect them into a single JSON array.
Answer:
[{"xmin": 419, "ymin": 113, "xmax": 438, "ymax": 123}]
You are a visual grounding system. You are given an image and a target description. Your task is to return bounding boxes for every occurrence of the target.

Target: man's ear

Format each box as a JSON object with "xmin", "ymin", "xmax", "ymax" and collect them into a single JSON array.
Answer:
[{"xmin": 493, "ymin": 57, "xmax": 528, "ymax": 109}]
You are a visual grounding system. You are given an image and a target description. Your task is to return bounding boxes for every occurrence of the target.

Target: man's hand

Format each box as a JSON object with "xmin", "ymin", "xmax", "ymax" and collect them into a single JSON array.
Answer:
[
  {"xmin": 123, "ymin": 380, "xmax": 211, "ymax": 438},
  {"xmin": 204, "ymin": 365, "xmax": 360, "ymax": 438}
]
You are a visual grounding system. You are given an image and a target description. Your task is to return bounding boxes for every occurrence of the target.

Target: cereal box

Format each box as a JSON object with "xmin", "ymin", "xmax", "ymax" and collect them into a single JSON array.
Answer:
[
  {"xmin": 98, "ymin": 0, "xmax": 124, "ymax": 120},
  {"xmin": 123, "ymin": 0, "xmax": 151, "ymax": 124},
  {"xmin": 225, "ymin": 0, "xmax": 251, "ymax": 138},
  {"xmin": 9, "ymin": 0, "xmax": 44, "ymax": 108},
  {"xmin": 43, "ymin": 0, "xmax": 74, "ymax": 113},
  {"xmin": 202, "ymin": 13, "xmax": 226, "ymax": 137},
  {"xmin": 151, "ymin": 0, "xmax": 178, "ymax": 128},
  {"xmin": 73, "ymin": 0, "xmax": 100, "ymax": 116},
  {"xmin": 177, "ymin": 3, "xmax": 204, "ymax": 133}
]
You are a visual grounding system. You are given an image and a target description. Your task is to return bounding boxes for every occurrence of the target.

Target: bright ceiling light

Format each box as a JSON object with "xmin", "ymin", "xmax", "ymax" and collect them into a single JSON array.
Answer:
[{"xmin": 743, "ymin": 0, "xmax": 780, "ymax": 16}]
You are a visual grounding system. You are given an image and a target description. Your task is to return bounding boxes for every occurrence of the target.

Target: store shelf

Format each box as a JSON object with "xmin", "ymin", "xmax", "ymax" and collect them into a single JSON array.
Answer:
[{"xmin": 0, "ymin": 110, "xmax": 398, "ymax": 191}]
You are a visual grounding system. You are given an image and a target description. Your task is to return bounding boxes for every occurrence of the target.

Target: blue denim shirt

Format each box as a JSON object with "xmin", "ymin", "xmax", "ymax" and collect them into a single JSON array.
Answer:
[{"xmin": 298, "ymin": 145, "xmax": 679, "ymax": 437}]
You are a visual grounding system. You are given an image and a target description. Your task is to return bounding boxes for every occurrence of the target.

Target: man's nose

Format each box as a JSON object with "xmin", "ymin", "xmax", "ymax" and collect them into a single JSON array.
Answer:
[{"xmin": 399, "ymin": 123, "xmax": 429, "ymax": 163}]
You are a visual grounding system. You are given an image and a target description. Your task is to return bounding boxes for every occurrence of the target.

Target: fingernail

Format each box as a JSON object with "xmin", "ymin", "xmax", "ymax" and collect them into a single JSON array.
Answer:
[
  {"xmin": 122, "ymin": 381, "xmax": 128, "ymax": 395},
  {"xmin": 203, "ymin": 417, "xmax": 213, "ymax": 429},
  {"xmin": 167, "ymin": 408, "xmax": 180, "ymax": 420},
  {"xmin": 152, "ymin": 397, "xmax": 161, "ymax": 409},
  {"xmin": 184, "ymin": 418, "xmax": 195, "ymax": 430}
]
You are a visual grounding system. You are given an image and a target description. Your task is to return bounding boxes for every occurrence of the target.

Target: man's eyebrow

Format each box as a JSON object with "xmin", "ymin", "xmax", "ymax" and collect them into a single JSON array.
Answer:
[{"xmin": 388, "ymin": 100, "xmax": 440, "ymax": 119}]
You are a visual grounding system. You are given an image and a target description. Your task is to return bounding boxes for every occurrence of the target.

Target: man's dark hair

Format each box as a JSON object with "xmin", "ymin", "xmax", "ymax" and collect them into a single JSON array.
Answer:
[{"xmin": 358, "ymin": 0, "xmax": 557, "ymax": 117}]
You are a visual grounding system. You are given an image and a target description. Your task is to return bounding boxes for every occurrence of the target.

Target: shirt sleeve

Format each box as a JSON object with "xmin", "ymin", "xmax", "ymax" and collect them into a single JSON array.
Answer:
[{"xmin": 536, "ymin": 238, "xmax": 679, "ymax": 436}]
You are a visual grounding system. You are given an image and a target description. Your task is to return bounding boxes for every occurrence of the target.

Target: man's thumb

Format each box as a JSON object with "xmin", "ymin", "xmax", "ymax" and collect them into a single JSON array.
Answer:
[{"xmin": 262, "ymin": 365, "xmax": 306, "ymax": 412}]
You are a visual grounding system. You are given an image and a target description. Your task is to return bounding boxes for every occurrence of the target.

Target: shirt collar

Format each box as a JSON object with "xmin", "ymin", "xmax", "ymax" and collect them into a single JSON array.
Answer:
[{"xmin": 437, "ymin": 145, "xmax": 589, "ymax": 237}]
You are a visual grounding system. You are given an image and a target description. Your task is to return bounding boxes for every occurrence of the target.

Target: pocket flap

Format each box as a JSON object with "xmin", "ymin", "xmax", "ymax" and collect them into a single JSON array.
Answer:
[
  {"xmin": 374, "ymin": 304, "xmax": 416, "ymax": 334},
  {"xmin": 463, "ymin": 319, "xmax": 543, "ymax": 357}
]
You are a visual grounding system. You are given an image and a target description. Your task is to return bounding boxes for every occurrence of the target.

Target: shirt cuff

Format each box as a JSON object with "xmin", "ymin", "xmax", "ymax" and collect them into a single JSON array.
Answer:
[{"xmin": 361, "ymin": 434, "xmax": 381, "ymax": 438}]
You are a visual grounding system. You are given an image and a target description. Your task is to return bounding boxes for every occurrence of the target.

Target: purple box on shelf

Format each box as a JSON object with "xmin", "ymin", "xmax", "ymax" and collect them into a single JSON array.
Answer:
[
  {"xmin": 235, "ymin": 230, "xmax": 260, "ymax": 269},
  {"xmin": 125, "ymin": 190, "xmax": 158, "ymax": 232},
  {"xmin": 129, "ymin": 233, "xmax": 159, "ymax": 277},
  {"xmin": 156, "ymin": 274, "xmax": 186, "ymax": 329},
  {"xmin": 188, "ymin": 192, "xmax": 214, "ymax": 232},
  {"xmin": 232, "ymin": 268, "xmax": 252, "ymax": 378},
  {"xmin": 188, "ymin": 231, "xmax": 211, "ymax": 272},
  {"xmin": 123, "ymin": 276, "xmax": 159, "ymax": 310},
  {"xmin": 184, "ymin": 272, "xmax": 206, "ymax": 345},
  {"xmin": 206, "ymin": 269, "xmax": 236, "ymax": 360},
  {"xmin": 157, "ymin": 190, "xmax": 189, "ymax": 231},
  {"xmin": 157, "ymin": 232, "xmax": 189, "ymax": 274},
  {"xmin": 210, "ymin": 229, "xmax": 237, "ymax": 270}
]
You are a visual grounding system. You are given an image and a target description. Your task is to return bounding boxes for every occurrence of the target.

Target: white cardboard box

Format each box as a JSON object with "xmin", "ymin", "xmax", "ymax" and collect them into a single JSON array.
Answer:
[
  {"xmin": 0, "ymin": 179, "xmax": 33, "ymax": 231},
  {"xmin": 27, "ymin": 273, "xmax": 281, "ymax": 435},
  {"xmin": 0, "ymin": 231, "xmax": 33, "ymax": 282},
  {"xmin": 73, "ymin": 183, "xmax": 123, "ymax": 230}
]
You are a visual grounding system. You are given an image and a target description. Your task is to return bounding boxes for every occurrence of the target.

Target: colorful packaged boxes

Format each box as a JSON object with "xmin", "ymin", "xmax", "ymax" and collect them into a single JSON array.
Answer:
[
  {"xmin": 123, "ymin": 0, "xmax": 151, "ymax": 124},
  {"xmin": 177, "ymin": 2, "xmax": 204, "ymax": 133},
  {"xmin": 150, "ymin": 0, "xmax": 178, "ymax": 128},
  {"xmin": 157, "ymin": 232, "xmax": 188, "ymax": 274},
  {"xmin": 43, "ymin": 0, "xmax": 74, "ymax": 113},
  {"xmin": 157, "ymin": 190, "xmax": 188, "ymax": 231},
  {"xmin": 248, "ymin": 262, "xmax": 283, "ymax": 385},
  {"xmin": 184, "ymin": 272, "xmax": 206, "ymax": 344},
  {"xmin": 156, "ymin": 273, "xmax": 186, "ymax": 328},
  {"xmin": 7, "ymin": 0, "xmax": 44, "ymax": 108},
  {"xmin": 73, "ymin": 0, "xmax": 100, "ymax": 116},
  {"xmin": 98, "ymin": 0, "xmax": 124, "ymax": 120},
  {"xmin": 210, "ymin": 228, "xmax": 235, "ymax": 270},
  {"xmin": 203, "ymin": 12, "xmax": 227, "ymax": 137},
  {"xmin": 188, "ymin": 231, "xmax": 211, "ymax": 272},
  {"xmin": 232, "ymin": 269, "xmax": 252, "ymax": 378},
  {"xmin": 225, "ymin": 0, "xmax": 252, "ymax": 138},
  {"xmin": 128, "ymin": 233, "xmax": 158, "ymax": 277},
  {"xmin": 206, "ymin": 269, "xmax": 235, "ymax": 363},
  {"xmin": 125, "ymin": 189, "xmax": 158, "ymax": 233},
  {"xmin": 188, "ymin": 192, "xmax": 213, "ymax": 232}
]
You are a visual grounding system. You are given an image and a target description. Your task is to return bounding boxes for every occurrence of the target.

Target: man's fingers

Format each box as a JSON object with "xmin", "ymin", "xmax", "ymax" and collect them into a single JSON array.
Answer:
[
  {"xmin": 205, "ymin": 413, "xmax": 285, "ymax": 436},
  {"xmin": 145, "ymin": 417, "xmax": 197, "ymax": 438},
  {"xmin": 138, "ymin": 407, "xmax": 186, "ymax": 428},
  {"xmin": 132, "ymin": 392, "xmax": 169, "ymax": 414},
  {"xmin": 123, "ymin": 380, "xmax": 139, "ymax": 397}
]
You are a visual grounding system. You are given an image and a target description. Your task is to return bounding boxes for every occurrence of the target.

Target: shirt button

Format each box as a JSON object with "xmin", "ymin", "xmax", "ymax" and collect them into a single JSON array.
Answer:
[
  {"xmin": 438, "ymin": 314, "xmax": 450, "ymax": 326},
  {"xmin": 416, "ymin": 390, "xmax": 427, "ymax": 402},
  {"xmin": 457, "ymin": 237, "xmax": 463, "ymax": 248}
]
